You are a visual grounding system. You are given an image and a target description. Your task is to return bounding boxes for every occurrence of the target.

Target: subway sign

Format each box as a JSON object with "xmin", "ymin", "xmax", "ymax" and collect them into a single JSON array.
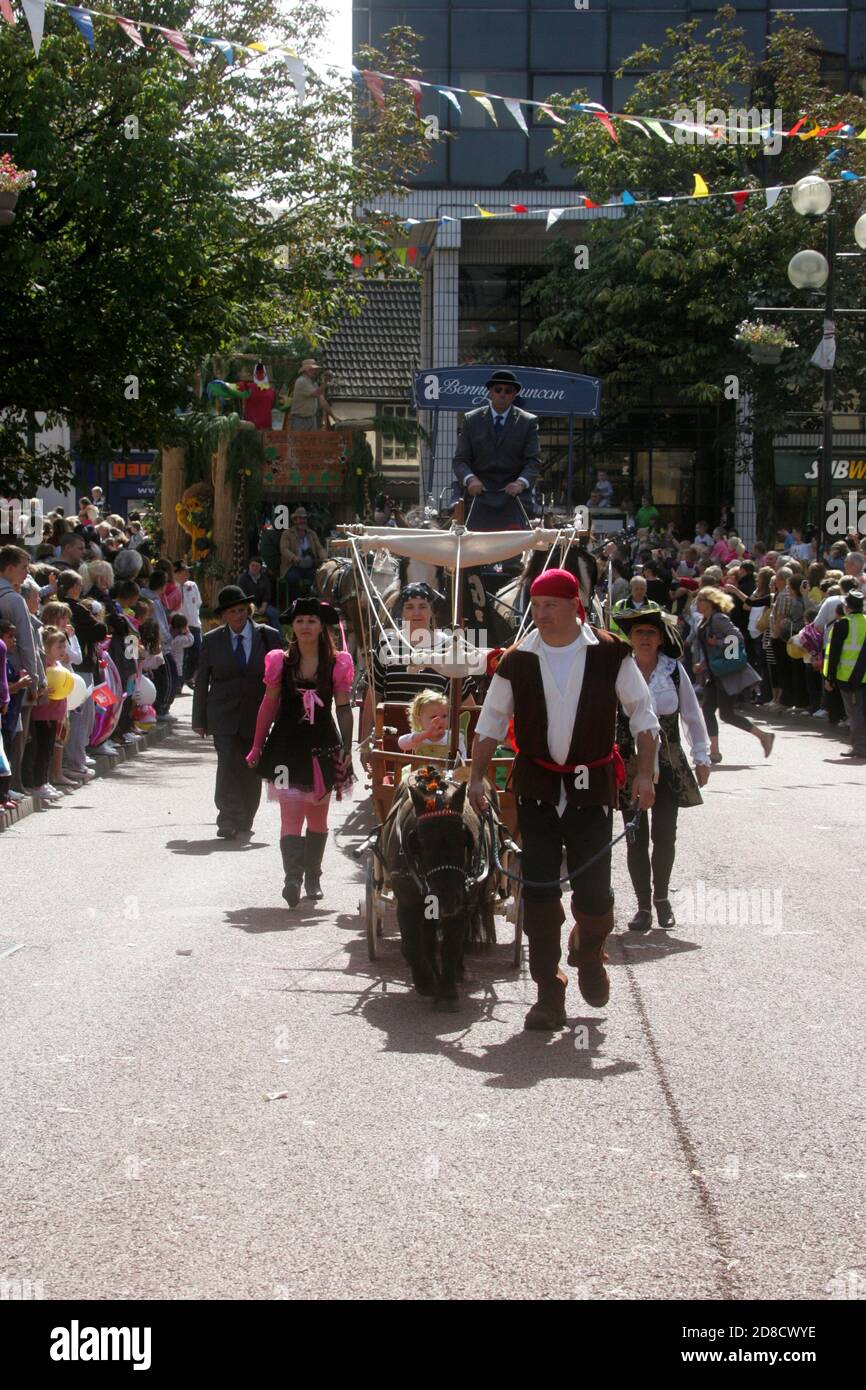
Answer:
[{"xmin": 774, "ymin": 452, "xmax": 866, "ymax": 487}]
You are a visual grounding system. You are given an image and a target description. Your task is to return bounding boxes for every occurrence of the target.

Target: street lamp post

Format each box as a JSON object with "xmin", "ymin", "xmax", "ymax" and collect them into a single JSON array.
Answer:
[{"xmin": 787, "ymin": 175, "xmax": 836, "ymax": 550}]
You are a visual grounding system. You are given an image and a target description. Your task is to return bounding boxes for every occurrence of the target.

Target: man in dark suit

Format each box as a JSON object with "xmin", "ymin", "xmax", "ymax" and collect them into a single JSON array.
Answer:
[
  {"xmin": 192, "ymin": 585, "xmax": 283, "ymax": 839},
  {"xmin": 450, "ymin": 369, "xmax": 541, "ymax": 531}
]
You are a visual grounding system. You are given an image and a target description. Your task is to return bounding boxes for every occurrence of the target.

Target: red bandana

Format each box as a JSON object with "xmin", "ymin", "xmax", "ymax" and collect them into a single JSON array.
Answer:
[{"xmin": 529, "ymin": 567, "xmax": 586, "ymax": 621}]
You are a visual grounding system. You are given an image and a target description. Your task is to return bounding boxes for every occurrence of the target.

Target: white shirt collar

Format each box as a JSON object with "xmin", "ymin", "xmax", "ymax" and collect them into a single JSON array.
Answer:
[{"xmin": 490, "ymin": 405, "xmax": 511, "ymax": 425}]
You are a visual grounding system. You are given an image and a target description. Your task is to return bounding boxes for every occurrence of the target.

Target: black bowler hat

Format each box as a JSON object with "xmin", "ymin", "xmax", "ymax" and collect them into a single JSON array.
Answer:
[
  {"xmin": 215, "ymin": 584, "xmax": 252, "ymax": 614},
  {"xmin": 280, "ymin": 596, "xmax": 342, "ymax": 626},
  {"xmin": 485, "ymin": 369, "xmax": 523, "ymax": 391}
]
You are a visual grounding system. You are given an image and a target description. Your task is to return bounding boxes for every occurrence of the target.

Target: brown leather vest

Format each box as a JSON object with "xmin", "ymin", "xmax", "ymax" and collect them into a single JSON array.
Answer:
[{"xmin": 497, "ymin": 628, "xmax": 630, "ymax": 808}]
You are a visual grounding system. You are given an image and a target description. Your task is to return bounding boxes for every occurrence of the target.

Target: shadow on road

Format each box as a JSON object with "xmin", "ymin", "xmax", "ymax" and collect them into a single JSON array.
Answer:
[
  {"xmin": 225, "ymin": 905, "xmax": 319, "ymax": 934},
  {"xmin": 614, "ymin": 931, "xmax": 700, "ymax": 966},
  {"xmin": 166, "ymin": 837, "xmax": 269, "ymax": 856}
]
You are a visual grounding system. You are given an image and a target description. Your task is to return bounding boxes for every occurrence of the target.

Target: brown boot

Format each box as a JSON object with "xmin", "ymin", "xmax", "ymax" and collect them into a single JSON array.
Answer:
[
  {"xmin": 525, "ymin": 970, "xmax": 568, "ymax": 1031},
  {"xmin": 567, "ymin": 908, "xmax": 614, "ymax": 1008},
  {"xmin": 523, "ymin": 900, "xmax": 568, "ymax": 1031}
]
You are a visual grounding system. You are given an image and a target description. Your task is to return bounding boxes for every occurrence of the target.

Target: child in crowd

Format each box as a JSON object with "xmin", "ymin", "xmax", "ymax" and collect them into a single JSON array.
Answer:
[
  {"xmin": 39, "ymin": 601, "xmax": 85, "ymax": 787},
  {"xmin": 138, "ymin": 620, "xmax": 164, "ymax": 673},
  {"xmin": 168, "ymin": 613, "xmax": 193, "ymax": 698},
  {"xmin": 133, "ymin": 598, "xmax": 153, "ymax": 627},
  {"xmin": 397, "ymin": 689, "xmax": 468, "ymax": 781},
  {"xmin": 21, "ymin": 626, "xmax": 71, "ymax": 802}
]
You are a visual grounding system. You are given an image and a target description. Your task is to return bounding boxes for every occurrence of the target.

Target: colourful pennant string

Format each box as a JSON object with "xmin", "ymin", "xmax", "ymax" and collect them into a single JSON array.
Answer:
[
  {"xmin": 22, "ymin": 0, "xmax": 44, "ymax": 53},
  {"xmin": 361, "ymin": 70, "xmax": 385, "ymax": 111},
  {"xmin": 469, "ymin": 92, "xmax": 498, "ymax": 126},
  {"xmin": 692, "ymin": 174, "xmax": 709, "ymax": 198},
  {"xmin": 68, "ymin": 5, "xmax": 95, "ymax": 46},
  {"xmin": 115, "ymin": 15, "xmax": 144, "ymax": 46},
  {"xmin": 593, "ymin": 111, "xmax": 618, "ymax": 143},
  {"xmin": 621, "ymin": 191, "xmax": 636, "ymax": 205},
  {"xmin": 201, "ymin": 35, "xmax": 233, "ymax": 64},
  {"xmin": 435, "ymin": 87, "xmax": 462, "ymax": 114},
  {"xmin": 161, "ymin": 27, "xmax": 196, "ymax": 67},
  {"xmin": 403, "ymin": 78, "xmax": 422, "ymax": 117},
  {"xmin": 732, "ymin": 190, "xmax": 749, "ymax": 212},
  {"xmin": 1, "ymin": 0, "xmax": 16, "ymax": 22},
  {"xmin": 503, "ymin": 98, "xmax": 528, "ymax": 136}
]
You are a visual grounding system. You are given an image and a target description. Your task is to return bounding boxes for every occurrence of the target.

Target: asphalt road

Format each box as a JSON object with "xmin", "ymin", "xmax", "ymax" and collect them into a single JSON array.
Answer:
[{"xmin": 1, "ymin": 696, "xmax": 864, "ymax": 1302}]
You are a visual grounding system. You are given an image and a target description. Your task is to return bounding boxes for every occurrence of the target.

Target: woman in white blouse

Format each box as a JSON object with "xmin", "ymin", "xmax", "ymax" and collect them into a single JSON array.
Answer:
[{"xmin": 615, "ymin": 606, "xmax": 711, "ymax": 933}]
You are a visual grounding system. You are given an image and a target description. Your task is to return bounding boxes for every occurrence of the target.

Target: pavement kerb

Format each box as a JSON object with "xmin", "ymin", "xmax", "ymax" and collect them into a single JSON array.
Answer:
[{"xmin": 0, "ymin": 719, "xmax": 176, "ymax": 834}]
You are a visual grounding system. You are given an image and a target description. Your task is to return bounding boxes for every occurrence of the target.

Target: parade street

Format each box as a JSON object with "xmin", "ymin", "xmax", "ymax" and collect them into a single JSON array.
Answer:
[{"xmin": 1, "ymin": 705, "xmax": 863, "ymax": 1304}]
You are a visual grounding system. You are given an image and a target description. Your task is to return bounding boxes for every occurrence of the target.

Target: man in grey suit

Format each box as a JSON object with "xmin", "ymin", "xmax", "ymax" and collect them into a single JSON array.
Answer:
[
  {"xmin": 451, "ymin": 369, "xmax": 541, "ymax": 531},
  {"xmin": 191, "ymin": 585, "xmax": 283, "ymax": 839}
]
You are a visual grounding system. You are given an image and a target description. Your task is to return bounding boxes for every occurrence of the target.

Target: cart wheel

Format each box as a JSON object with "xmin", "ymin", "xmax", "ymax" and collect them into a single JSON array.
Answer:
[
  {"xmin": 365, "ymin": 859, "xmax": 379, "ymax": 960},
  {"xmin": 512, "ymin": 885, "xmax": 524, "ymax": 968}
]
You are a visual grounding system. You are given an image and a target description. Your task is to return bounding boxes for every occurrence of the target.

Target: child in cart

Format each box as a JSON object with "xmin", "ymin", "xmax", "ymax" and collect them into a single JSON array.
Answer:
[{"xmin": 397, "ymin": 689, "xmax": 469, "ymax": 780}]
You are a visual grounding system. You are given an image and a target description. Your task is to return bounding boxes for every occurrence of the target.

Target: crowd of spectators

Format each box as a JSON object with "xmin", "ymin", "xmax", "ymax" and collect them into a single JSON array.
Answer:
[
  {"xmin": 0, "ymin": 501, "xmax": 202, "ymax": 812},
  {"xmin": 598, "ymin": 511, "xmax": 866, "ymax": 745}
]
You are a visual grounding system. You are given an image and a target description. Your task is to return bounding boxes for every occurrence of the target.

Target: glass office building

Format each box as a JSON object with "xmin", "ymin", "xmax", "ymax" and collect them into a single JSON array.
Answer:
[{"xmin": 353, "ymin": 2, "xmax": 866, "ymax": 535}]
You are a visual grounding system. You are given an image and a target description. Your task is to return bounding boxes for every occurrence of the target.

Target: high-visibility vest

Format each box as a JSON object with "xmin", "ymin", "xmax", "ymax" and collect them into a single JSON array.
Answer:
[{"xmin": 824, "ymin": 611, "xmax": 866, "ymax": 683}]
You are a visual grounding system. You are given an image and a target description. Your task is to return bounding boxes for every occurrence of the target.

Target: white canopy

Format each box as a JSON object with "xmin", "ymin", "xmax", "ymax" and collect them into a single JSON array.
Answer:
[{"xmin": 339, "ymin": 525, "xmax": 577, "ymax": 570}]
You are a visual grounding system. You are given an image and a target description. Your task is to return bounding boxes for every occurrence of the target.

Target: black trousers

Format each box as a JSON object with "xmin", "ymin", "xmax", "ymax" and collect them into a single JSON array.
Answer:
[
  {"xmin": 517, "ymin": 798, "xmax": 614, "ymax": 917},
  {"xmin": 622, "ymin": 777, "xmax": 678, "ymax": 907},
  {"xmin": 701, "ymin": 679, "xmax": 759, "ymax": 737},
  {"xmin": 21, "ymin": 719, "xmax": 57, "ymax": 789},
  {"xmin": 212, "ymin": 732, "xmax": 263, "ymax": 831}
]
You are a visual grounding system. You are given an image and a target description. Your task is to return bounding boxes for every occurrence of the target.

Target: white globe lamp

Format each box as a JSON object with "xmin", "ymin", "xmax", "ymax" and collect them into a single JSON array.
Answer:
[
  {"xmin": 790, "ymin": 176, "xmax": 832, "ymax": 216},
  {"xmin": 787, "ymin": 249, "xmax": 830, "ymax": 289}
]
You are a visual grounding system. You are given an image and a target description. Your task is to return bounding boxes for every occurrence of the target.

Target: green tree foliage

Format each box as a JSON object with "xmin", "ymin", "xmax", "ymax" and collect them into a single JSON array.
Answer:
[
  {"xmin": 0, "ymin": 3, "xmax": 427, "ymax": 493},
  {"xmin": 528, "ymin": 5, "xmax": 866, "ymax": 532}
]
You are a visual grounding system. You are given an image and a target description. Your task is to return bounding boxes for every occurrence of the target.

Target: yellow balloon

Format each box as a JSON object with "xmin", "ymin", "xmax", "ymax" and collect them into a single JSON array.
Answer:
[{"xmin": 47, "ymin": 666, "xmax": 75, "ymax": 701}]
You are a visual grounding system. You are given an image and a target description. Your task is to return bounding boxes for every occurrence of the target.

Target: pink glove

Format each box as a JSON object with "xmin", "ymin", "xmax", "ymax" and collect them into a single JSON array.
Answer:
[{"xmin": 246, "ymin": 691, "xmax": 278, "ymax": 766}]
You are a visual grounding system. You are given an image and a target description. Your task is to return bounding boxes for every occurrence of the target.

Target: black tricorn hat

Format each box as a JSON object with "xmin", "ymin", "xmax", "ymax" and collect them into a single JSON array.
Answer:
[
  {"xmin": 485, "ymin": 369, "xmax": 523, "ymax": 391},
  {"xmin": 614, "ymin": 603, "xmax": 683, "ymax": 659},
  {"xmin": 215, "ymin": 584, "xmax": 252, "ymax": 614},
  {"xmin": 280, "ymin": 596, "xmax": 342, "ymax": 626}
]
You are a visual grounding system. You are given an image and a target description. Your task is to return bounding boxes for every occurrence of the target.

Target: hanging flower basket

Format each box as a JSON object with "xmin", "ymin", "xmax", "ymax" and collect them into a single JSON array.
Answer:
[
  {"xmin": 0, "ymin": 154, "xmax": 36, "ymax": 228},
  {"xmin": 735, "ymin": 319, "xmax": 794, "ymax": 366}
]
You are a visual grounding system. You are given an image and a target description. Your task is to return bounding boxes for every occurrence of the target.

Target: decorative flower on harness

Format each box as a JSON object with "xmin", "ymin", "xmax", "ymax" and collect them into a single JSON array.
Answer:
[{"xmin": 300, "ymin": 689, "xmax": 324, "ymax": 724}]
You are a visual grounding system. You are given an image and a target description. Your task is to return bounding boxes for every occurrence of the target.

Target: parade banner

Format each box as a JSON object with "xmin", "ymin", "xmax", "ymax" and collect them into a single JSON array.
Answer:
[
  {"xmin": 412, "ymin": 366, "xmax": 601, "ymax": 419},
  {"xmin": 260, "ymin": 430, "xmax": 348, "ymax": 493}
]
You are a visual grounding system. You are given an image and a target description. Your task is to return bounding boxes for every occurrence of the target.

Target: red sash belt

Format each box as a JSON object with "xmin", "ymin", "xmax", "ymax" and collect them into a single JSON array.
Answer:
[
  {"xmin": 507, "ymin": 721, "xmax": 626, "ymax": 789},
  {"xmin": 529, "ymin": 747, "xmax": 627, "ymax": 789}
]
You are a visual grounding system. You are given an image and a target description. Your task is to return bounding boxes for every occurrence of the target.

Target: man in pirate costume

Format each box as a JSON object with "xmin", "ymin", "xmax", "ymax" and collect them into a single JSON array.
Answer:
[{"xmin": 468, "ymin": 568, "xmax": 659, "ymax": 1030}]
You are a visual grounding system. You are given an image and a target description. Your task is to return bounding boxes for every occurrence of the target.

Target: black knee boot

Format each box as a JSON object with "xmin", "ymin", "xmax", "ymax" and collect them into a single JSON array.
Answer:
[
  {"xmin": 279, "ymin": 836, "xmax": 305, "ymax": 908},
  {"xmin": 303, "ymin": 832, "xmax": 327, "ymax": 900}
]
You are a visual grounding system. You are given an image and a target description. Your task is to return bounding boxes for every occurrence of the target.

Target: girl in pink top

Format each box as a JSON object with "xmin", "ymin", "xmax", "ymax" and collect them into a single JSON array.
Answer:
[{"xmin": 246, "ymin": 598, "xmax": 354, "ymax": 908}]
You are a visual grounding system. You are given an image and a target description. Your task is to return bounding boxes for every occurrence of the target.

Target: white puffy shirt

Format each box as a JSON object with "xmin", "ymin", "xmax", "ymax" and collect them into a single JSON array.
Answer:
[{"xmin": 645, "ymin": 656, "xmax": 711, "ymax": 767}]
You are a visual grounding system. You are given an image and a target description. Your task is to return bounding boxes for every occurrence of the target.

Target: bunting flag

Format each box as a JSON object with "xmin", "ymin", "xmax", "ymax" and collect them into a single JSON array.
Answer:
[
  {"xmin": 21, "ymin": 0, "xmax": 44, "ymax": 53},
  {"xmin": 474, "ymin": 205, "xmax": 496, "ymax": 218},
  {"xmin": 1, "ymin": 0, "xmax": 16, "ymax": 23},
  {"xmin": 361, "ymin": 70, "xmax": 385, "ymax": 111},
  {"xmin": 643, "ymin": 119, "xmax": 674, "ymax": 144},
  {"xmin": 841, "ymin": 170, "xmax": 859, "ymax": 182},
  {"xmin": 161, "ymin": 27, "xmax": 196, "ymax": 67},
  {"xmin": 407, "ymin": 246, "xmax": 418, "ymax": 265},
  {"xmin": 593, "ymin": 111, "xmax": 618, "ymax": 143},
  {"xmin": 546, "ymin": 208, "xmax": 565, "ymax": 231},
  {"xmin": 403, "ymin": 78, "xmax": 422, "ymax": 117},
  {"xmin": 469, "ymin": 92, "xmax": 498, "ymax": 126},
  {"xmin": 510, "ymin": 203, "xmax": 528, "ymax": 213},
  {"xmin": 115, "ymin": 15, "xmax": 144, "ymax": 47},
  {"xmin": 785, "ymin": 117, "xmax": 807, "ymax": 137},
  {"xmin": 538, "ymin": 104, "xmax": 565, "ymax": 126},
  {"xmin": 810, "ymin": 319, "xmax": 836, "ymax": 370},
  {"xmin": 201, "ymin": 35, "xmax": 233, "ymax": 64},
  {"xmin": 732, "ymin": 190, "xmax": 749, "ymax": 212},
  {"xmin": 68, "ymin": 5, "xmax": 95, "ymax": 47},
  {"xmin": 765, "ymin": 186, "xmax": 783, "ymax": 209},
  {"xmin": 621, "ymin": 190, "xmax": 636, "ymax": 205},
  {"xmin": 621, "ymin": 117, "xmax": 652, "ymax": 139},
  {"xmin": 435, "ymin": 86, "xmax": 462, "ymax": 115},
  {"xmin": 692, "ymin": 174, "xmax": 709, "ymax": 198},
  {"xmin": 503, "ymin": 98, "xmax": 528, "ymax": 136},
  {"xmin": 583, "ymin": 197, "xmax": 599, "ymax": 208},
  {"xmin": 281, "ymin": 52, "xmax": 306, "ymax": 99}
]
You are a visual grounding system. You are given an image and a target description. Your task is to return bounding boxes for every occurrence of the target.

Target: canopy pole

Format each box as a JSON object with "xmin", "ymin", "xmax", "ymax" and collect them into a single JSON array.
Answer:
[
  {"xmin": 426, "ymin": 413, "xmax": 440, "ymax": 502},
  {"xmin": 566, "ymin": 413, "xmax": 575, "ymax": 512}
]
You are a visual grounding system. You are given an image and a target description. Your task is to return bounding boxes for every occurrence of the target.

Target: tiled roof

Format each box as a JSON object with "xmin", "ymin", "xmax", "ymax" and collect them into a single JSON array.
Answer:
[{"xmin": 324, "ymin": 280, "xmax": 419, "ymax": 403}]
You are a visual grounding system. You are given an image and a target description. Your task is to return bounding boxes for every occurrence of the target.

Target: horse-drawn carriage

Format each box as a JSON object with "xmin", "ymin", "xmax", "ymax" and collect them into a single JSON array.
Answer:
[{"xmin": 329, "ymin": 518, "xmax": 600, "ymax": 1006}]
